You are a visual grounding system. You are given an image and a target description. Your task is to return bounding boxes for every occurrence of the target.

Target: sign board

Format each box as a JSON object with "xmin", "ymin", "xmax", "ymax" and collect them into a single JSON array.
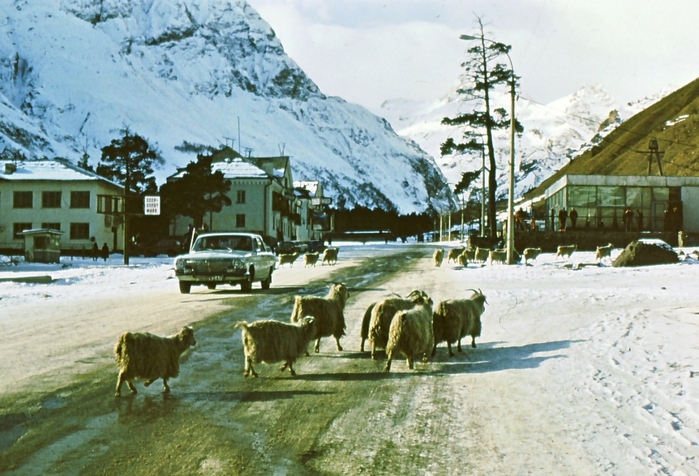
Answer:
[
  {"xmin": 144, "ymin": 195, "xmax": 161, "ymax": 216},
  {"xmin": 310, "ymin": 197, "xmax": 333, "ymax": 206}
]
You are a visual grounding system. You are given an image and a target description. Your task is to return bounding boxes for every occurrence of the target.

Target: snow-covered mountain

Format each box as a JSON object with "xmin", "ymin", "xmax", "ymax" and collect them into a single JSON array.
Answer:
[
  {"xmin": 379, "ymin": 82, "xmax": 663, "ymax": 200},
  {"xmin": 0, "ymin": 0, "xmax": 455, "ymax": 214}
]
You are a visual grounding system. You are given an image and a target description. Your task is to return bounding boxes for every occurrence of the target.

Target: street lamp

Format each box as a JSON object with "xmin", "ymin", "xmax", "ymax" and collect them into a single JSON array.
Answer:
[{"xmin": 460, "ymin": 34, "xmax": 516, "ymax": 264}]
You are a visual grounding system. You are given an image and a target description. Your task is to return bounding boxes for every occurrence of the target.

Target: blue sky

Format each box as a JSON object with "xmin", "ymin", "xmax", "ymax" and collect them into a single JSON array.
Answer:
[{"xmin": 247, "ymin": 0, "xmax": 699, "ymax": 113}]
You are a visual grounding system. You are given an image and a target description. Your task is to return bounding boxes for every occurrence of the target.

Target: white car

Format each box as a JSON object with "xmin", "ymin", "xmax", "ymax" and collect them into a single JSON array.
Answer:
[{"xmin": 174, "ymin": 232, "xmax": 276, "ymax": 294}]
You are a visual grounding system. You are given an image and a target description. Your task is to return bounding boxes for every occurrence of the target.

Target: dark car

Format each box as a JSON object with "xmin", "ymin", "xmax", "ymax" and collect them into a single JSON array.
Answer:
[
  {"xmin": 307, "ymin": 240, "xmax": 326, "ymax": 253},
  {"xmin": 142, "ymin": 238, "xmax": 182, "ymax": 257},
  {"xmin": 275, "ymin": 240, "xmax": 308, "ymax": 255}
]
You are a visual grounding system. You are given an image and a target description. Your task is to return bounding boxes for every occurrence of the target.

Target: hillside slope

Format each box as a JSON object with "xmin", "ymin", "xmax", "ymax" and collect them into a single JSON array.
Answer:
[{"xmin": 525, "ymin": 77, "xmax": 699, "ymax": 199}]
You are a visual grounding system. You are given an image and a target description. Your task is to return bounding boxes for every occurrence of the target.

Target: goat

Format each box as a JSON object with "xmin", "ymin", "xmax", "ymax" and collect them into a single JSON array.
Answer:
[
  {"xmin": 522, "ymin": 247, "xmax": 542, "ymax": 265},
  {"xmin": 359, "ymin": 302, "xmax": 377, "ymax": 352},
  {"xmin": 385, "ymin": 293, "xmax": 434, "ymax": 372},
  {"xmin": 234, "ymin": 317, "xmax": 315, "ymax": 377},
  {"xmin": 595, "ymin": 243, "xmax": 614, "ymax": 262},
  {"xmin": 290, "ymin": 283, "xmax": 349, "ymax": 353},
  {"xmin": 114, "ymin": 326, "xmax": 196, "ymax": 396},
  {"xmin": 369, "ymin": 290, "xmax": 429, "ymax": 360},
  {"xmin": 278, "ymin": 252, "xmax": 299, "ymax": 267},
  {"xmin": 304, "ymin": 252, "xmax": 319, "ymax": 267},
  {"xmin": 432, "ymin": 289, "xmax": 487, "ymax": 357},
  {"xmin": 433, "ymin": 249, "xmax": 445, "ymax": 267},
  {"xmin": 446, "ymin": 247, "xmax": 465, "ymax": 263},
  {"xmin": 489, "ymin": 249, "xmax": 507, "ymax": 264},
  {"xmin": 556, "ymin": 244, "xmax": 577, "ymax": 260},
  {"xmin": 322, "ymin": 247, "xmax": 339, "ymax": 266},
  {"xmin": 474, "ymin": 247, "xmax": 490, "ymax": 263}
]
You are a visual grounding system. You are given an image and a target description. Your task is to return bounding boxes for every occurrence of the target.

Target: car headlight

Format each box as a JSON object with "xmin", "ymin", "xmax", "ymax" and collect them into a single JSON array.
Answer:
[{"xmin": 175, "ymin": 258, "xmax": 184, "ymax": 270}]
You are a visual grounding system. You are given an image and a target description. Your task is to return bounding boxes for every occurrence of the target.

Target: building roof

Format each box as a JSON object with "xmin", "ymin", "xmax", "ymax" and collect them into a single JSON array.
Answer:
[
  {"xmin": 211, "ymin": 158, "xmax": 269, "ymax": 179},
  {"xmin": 0, "ymin": 158, "xmax": 123, "ymax": 189}
]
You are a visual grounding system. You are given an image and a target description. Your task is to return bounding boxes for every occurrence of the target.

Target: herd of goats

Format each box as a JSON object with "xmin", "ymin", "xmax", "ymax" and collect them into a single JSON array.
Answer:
[
  {"xmin": 114, "ymin": 246, "xmax": 493, "ymax": 396},
  {"xmin": 113, "ymin": 240, "xmax": 624, "ymax": 396}
]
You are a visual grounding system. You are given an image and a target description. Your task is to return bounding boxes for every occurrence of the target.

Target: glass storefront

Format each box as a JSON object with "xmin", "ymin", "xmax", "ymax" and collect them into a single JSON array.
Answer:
[{"xmin": 546, "ymin": 184, "xmax": 675, "ymax": 232}]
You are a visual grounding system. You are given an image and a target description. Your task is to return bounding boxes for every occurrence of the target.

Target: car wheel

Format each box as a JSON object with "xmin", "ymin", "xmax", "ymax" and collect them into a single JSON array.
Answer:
[
  {"xmin": 261, "ymin": 268, "xmax": 273, "ymax": 290},
  {"xmin": 179, "ymin": 281, "xmax": 191, "ymax": 294},
  {"xmin": 240, "ymin": 268, "xmax": 254, "ymax": 292},
  {"xmin": 207, "ymin": 283, "xmax": 217, "ymax": 290}
]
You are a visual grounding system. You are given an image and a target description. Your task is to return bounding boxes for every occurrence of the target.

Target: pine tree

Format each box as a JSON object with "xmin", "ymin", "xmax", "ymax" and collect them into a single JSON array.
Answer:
[
  {"xmin": 160, "ymin": 152, "xmax": 232, "ymax": 228},
  {"xmin": 441, "ymin": 17, "xmax": 522, "ymax": 239}
]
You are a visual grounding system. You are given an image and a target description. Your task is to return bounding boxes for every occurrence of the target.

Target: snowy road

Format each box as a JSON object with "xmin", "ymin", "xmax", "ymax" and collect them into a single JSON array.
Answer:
[{"xmin": 1, "ymin": 243, "xmax": 699, "ymax": 474}]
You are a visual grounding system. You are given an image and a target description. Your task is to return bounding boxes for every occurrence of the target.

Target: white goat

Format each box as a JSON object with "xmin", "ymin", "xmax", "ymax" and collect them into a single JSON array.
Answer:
[
  {"xmin": 432, "ymin": 289, "xmax": 487, "ymax": 357},
  {"xmin": 278, "ymin": 252, "xmax": 299, "ymax": 267},
  {"xmin": 290, "ymin": 283, "xmax": 349, "ymax": 353},
  {"xmin": 595, "ymin": 243, "xmax": 614, "ymax": 262},
  {"xmin": 369, "ymin": 290, "xmax": 429, "ymax": 360},
  {"xmin": 385, "ymin": 293, "xmax": 434, "ymax": 372},
  {"xmin": 114, "ymin": 326, "xmax": 196, "ymax": 396},
  {"xmin": 234, "ymin": 317, "xmax": 315, "ymax": 377},
  {"xmin": 304, "ymin": 252, "xmax": 319, "ymax": 267},
  {"xmin": 433, "ymin": 249, "xmax": 445, "ymax": 267},
  {"xmin": 322, "ymin": 247, "xmax": 339, "ymax": 266},
  {"xmin": 522, "ymin": 247, "xmax": 542, "ymax": 265},
  {"xmin": 474, "ymin": 247, "xmax": 490, "ymax": 263},
  {"xmin": 556, "ymin": 244, "xmax": 577, "ymax": 260},
  {"xmin": 447, "ymin": 247, "xmax": 465, "ymax": 263}
]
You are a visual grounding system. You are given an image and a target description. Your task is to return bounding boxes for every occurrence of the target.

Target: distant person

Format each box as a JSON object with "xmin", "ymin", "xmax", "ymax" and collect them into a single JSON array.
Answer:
[
  {"xmin": 182, "ymin": 224, "xmax": 194, "ymax": 252},
  {"xmin": 569, "ymin": 207, "xmax": 578, "ymax": 229},
  {"xmin": 550, "ymin": 207, "xmax": 556, "ymax": 232},
  {"xmin": 623, "ymin": 207, "xmax": 633, "ymax": 231},
  {"xmin": 558, "ymin": 207, "xmax": 568, "ymax": 232},
  {"xmin": 101, "ymin": 243, "xmax": 109, "ymax": 262},
  {"xmin": 91, "ymin": 241, "xmax": 99, "ymax": 261}
]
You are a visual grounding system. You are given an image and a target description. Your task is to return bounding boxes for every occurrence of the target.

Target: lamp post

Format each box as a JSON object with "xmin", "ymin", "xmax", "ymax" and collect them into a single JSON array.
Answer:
[{"xmin": 460, "ymin": 34, "xmax": 516, "ymax": 264}]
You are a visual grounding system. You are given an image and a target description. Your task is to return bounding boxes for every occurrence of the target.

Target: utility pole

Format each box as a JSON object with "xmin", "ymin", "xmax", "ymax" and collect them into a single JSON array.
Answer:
[{"xmin": 648, "ymin": 138, "xmax": 664, "ymax": 176}]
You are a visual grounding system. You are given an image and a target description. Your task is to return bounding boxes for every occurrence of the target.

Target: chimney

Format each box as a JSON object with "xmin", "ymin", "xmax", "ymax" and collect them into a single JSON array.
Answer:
[{"xmin": 4, "ymin": 163, "xmax": 17, "ymax": 174}]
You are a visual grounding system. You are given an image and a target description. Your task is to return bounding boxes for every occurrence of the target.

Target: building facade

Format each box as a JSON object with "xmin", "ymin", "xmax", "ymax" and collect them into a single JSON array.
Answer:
[{"xmin": 0, "ymin": 159, "xmax": 125, "ymax": 253}]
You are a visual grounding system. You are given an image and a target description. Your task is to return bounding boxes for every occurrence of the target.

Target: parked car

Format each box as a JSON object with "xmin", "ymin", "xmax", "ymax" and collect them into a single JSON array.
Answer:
[
  {"xmin": 307, "ymin": 240, "xmax": 326, "ymax": 253},
  {"xmin": 141, "ymin": 238, "xmax": 182, "ymax": 257},
  {"xmin": 275, "ymin": 240, "xmax": 308, "ymax": 255},
  {"xmin": 174, "ymin": 232, "xmax": 276, "ymax": 294}
]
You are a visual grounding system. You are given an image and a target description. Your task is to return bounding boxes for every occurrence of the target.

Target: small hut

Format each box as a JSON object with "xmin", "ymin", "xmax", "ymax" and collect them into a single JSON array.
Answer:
[{"xmin": 19, "ymin": 228, "xmax": 63, "ymax": 263}]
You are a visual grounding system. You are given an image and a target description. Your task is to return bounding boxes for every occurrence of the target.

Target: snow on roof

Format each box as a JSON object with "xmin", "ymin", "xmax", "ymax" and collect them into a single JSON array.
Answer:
[
  {"xmin": 0, "ymin": 159, "xmax": 123, "ymax": 188},
  {"xmin": 211, "ymin": 158, "xmax": 269, "ymax": 179}
]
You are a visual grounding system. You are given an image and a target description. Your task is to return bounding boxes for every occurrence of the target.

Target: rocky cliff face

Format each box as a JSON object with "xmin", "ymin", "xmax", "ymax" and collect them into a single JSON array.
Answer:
[{"xmin": 0, "ymin": 0, "xmax": 454, "ymax": 214}]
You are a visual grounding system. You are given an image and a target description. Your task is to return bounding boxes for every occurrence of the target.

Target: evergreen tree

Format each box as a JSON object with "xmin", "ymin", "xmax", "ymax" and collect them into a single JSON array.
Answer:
[
  {"xmin": 97, "ymin": 128, "xmax": 163, "ymax": 263},
  {"xmin": 441, "ymin": 17, "xmax": 522, "ymax": 239},
  {"xmin": 160, "ymin": 152, "xmax": 232, "ymax": 228}
]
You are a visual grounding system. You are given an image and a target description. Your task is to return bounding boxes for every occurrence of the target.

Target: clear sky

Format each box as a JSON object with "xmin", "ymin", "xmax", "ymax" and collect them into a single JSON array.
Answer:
[{"xmin": 247, "ymin": 0, "xmax": 699, "ymax": 114}]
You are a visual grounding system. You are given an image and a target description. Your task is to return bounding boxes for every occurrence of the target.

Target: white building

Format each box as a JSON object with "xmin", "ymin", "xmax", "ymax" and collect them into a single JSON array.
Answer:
[{"xmin": 0, "ymin": 158, "xmax": 124, "ymax": 254}]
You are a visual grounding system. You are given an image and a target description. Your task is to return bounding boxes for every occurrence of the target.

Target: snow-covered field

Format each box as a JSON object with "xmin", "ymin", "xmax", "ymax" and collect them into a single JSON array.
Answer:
[{"xmin": 2, "ymin": 242, "xmax": 699, "ymax": 474}]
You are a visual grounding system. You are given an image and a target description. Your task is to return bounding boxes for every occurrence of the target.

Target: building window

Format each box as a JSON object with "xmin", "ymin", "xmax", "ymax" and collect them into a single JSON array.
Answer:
[
  {"xmin": 237, "ymin": 190, "xmax": 246, "ymax": 204},
  {"xmin": 236, "ymin": 214, "xmax": 245, "ymax": 228},
  {"xmin": 13, "ymin": 191, "xmax": 32, "ymax": 208},
  {"xmin": 70, "ymin": 191, "xmax": 90, "ymax": 209},
  {"xmin": 42, "ymin": 222, "xmax": 61, "ymax": 231},
  {"xmin": 70, "ymin": 223, "xmax": 90, "ymax": 240},
  {"xmin": 13, "ymin": 223, "xmax": 32, "ymax": 239},
  {"xmin": 42, "ymin": 191, "xmax": 62, "ymax": 208}
]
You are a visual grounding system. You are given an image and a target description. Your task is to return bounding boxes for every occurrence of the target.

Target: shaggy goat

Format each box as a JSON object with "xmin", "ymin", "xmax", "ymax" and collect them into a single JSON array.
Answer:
[
  {"xmin": 447, "ymin": 247, "xmax": 465, "ymax": 263},
  {"xmin": 114, "ymin": 326, "xmax": 196, "ymax": 396},
  {"xmin": 432, "ymin": 289, "xmax": 487, "ymax": 357},
  {"xmin": 304, "ymin": 252, "xmax": 319, "ymax": 267},
  {"xmin": 474, "ymin": 247, "xmax": 490, "ymax": 263},
  {"xmin": 278, "ymin": 252, "xmax": 299, "ymax": 267},
  {"xmin": 457, "ymin": 249, "xmax": 475, "ymax": 266},
  {"xmin": 522, "ymin": 247, "xmax": 542, "ymax": 265},
  {"xmin": 234, "ymin": 317, "xmax": 315, "ymax": 377},
  {"xmin": 556, "ymin": 244, "xmax": 577, "ymax": 260},
  {"xmin": 368, "ymin": 290, "xmax": 429, "ymax": 360},
  {"xmin": 290, "ymin": 283, "xmax": 349, "ymax": 353},
  {"xmin": 359, "ymin": 301, "xmax": 377, "ymax": 352},
  {"xmin": 385, "ymin": 293, "xmax": 434, "ymax": 372},
  {"xmin": 433, "ymin": 248, "xmax": 445, "ymax": 267},
  {"xmin": 322, "ymin": 247, "xmax": 339, "ymax": 266},
  {"xmin": 595, "ymin": 243, "xmax": 614, "ymax": 262},
  {"xmin": 489, "ymin": 249, "xmax": 507, "ymax": 264}
]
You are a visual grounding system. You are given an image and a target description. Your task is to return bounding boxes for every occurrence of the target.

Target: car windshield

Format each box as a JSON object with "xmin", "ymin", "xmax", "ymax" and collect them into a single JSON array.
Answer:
[{"xmin": 193, "ymin": 236, "xmax": 252, "ymax": 252}]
